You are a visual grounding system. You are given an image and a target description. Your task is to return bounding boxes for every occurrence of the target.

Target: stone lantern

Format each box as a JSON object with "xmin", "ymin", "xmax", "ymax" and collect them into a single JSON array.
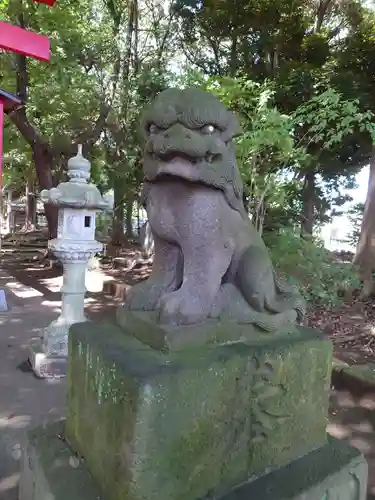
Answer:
[{"xmin": 29, "ymin": 145, "xmax": 110, "ymax": 378}]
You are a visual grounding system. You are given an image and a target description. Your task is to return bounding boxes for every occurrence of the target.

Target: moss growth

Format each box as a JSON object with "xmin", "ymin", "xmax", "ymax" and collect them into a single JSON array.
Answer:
[
  {"xmin": 66, "ymin": 320, "xmax": 332, "ymax": 500},
  {"xmin": 21, "ymin": 421, "xmax": 101, "ymax": 500},
  {"xmin": 343, "ymin": 363, "xmax": 375, "ymax": 385}
]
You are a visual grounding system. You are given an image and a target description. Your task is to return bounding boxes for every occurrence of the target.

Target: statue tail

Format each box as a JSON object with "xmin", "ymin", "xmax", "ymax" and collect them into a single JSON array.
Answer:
[
  {"xmin": 248, "ymin": 309, "xmax": 298, "ymax": 331},
  {"xmin": 264, "ymin": 272, "xmax": 306, "ymax": 324},
  {"xmin": 236, "ymin": 245, "xmax": 306, "ymax": 325}
]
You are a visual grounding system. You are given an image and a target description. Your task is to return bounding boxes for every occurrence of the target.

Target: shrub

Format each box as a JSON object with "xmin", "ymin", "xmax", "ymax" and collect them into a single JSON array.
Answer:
[{"xmin": 264, "ymin": 228, "xmax": 361, "ymax": 309}]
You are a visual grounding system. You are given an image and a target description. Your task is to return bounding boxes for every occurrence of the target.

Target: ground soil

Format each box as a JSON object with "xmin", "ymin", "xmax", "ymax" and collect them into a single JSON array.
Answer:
[{"xmin": 306, "ymin": 295, "xmax": 375, "ymax": 365}]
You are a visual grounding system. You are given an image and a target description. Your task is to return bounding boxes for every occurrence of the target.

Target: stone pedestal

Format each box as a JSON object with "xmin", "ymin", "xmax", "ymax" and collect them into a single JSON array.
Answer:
[
  {"xmin": 28, "ymin": 145, "xmax": 110, "ymax": 379},
  {"xmin": 19, "ymin": 315, "xmax": 367, "ymax": 500},
  {"xmin": 65, "ymin": 318, "xmax": 333, "ymax": 500},
  {"xmin": 19, "ymin": 424, "xmax": 367, "ymax": 500}
]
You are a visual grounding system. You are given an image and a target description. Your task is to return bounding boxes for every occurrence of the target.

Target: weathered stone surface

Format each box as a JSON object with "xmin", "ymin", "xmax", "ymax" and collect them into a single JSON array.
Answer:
[
  {"xmin": 223, "ymin": 437, "xmax": 367, "ymax": 500},
  {"xmin": 344, "ymin": 363, "xmax": 375, "ymax": 385},
  {"xmin": 19, "ymin": 423, "xmax": 366, "ymax": 500},
  {"xmin": 116, "ymin": 309, "xmax": 302, "ymax": 352},
  {"xmin": 19, "ymin": 421, "xmax": 100, "ymax": 500},
  {"xmin": 66, "ymin": 319, "xmax": 332, "ymax": 500},
  {"xmin": 28, "ymin": 147, "xmax": 109, "ymax": 379},
  {"xmin": 124, "ymin": 88, "xmax": 306, "ymax": 330}
]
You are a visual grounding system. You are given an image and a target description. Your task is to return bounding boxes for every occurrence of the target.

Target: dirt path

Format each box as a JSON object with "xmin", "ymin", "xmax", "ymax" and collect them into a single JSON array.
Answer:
[{"xmin": 0, "ymin": 271, "xmax": 66, "ymax": 499}]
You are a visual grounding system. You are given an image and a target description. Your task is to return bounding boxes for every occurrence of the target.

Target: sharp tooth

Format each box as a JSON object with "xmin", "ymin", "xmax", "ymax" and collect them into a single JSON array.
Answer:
[{"xmin": 207, "ymin": 154, "xmax": 213, "ymax": 162}]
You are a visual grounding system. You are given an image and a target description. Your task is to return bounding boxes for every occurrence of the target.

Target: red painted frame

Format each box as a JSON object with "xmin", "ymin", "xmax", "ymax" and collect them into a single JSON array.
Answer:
[
  {"xmin": 0, "ymin": 101, "xmax": 3, "ymax": 189},
  {"xmin": 0, "ymin": 9, "xmax": 53, "ymax": 185},
  {"xmin": 0, "ymin": 21, "xmax": 51, "ymax": 62},
  {"xmin": 32, "ymin": 0, "xmax": 56, "ymax": 5}
]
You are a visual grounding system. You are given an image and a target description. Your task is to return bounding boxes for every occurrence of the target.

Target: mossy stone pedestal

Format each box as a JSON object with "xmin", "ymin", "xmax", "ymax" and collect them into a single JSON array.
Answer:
[
  {"xmin": 19, "ymin": 313, "xmax": 368, "ymax": 500},
  {"xmin": 19, "ymin": 428, "xmax": 367, "ymax": 500}
]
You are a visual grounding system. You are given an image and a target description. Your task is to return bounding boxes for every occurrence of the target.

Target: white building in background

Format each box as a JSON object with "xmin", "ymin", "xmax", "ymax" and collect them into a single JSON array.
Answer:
[
  {"xmin": 320, "ymin": 165, "xmax": 368, "ymax": 253},
  {"xmin": 320, "ymin": 214, "xmax": 355, "ymax": 253}
]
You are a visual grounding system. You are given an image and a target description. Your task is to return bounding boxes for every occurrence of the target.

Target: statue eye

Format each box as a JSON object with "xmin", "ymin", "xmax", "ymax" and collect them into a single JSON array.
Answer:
[
  {"xmin": 201, "ymin": 124, "xmax": 216, "ymax": 134},
  {"xmin": 149, "ymin": 124, "xmax": 159, "ymax": 134}
]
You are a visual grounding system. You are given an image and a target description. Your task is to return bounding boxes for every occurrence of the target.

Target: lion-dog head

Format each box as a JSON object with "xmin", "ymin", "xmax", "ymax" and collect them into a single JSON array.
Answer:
[{"xmin": 139, "ymin": 87, "xmax": 246, "ymax": 217}]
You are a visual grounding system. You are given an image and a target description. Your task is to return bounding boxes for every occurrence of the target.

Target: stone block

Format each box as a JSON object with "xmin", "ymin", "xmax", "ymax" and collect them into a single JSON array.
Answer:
[
  {"xmin": 28, "ymin": 339, "xmax": 67, "ymax": 379},
  {"xmin": 344, "ymin": 363, "xmax": 375, "ymax": 386},
  {"xmin": 224, "ymin": 436, "xmax": 367, "ymax": 500},
  {"xmin": 19, "ymin": 421, "xmax": 99, "ymax": 500},
  {"xmin": 66, "ymin": 317, "xmax": 332, "ymax": 500},
  {"xmin": 18, "ymin": 424, "xmax": 367, "ymax": 500}
]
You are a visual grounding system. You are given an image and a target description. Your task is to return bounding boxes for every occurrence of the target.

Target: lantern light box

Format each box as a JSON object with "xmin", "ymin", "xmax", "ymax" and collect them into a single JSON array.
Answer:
[{"xmin": 57, "ymin": 208, "xmax": 96, "ymax": 241}]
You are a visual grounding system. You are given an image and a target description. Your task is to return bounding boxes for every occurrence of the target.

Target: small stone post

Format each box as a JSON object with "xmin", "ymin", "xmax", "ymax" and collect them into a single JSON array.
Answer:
[{"xmin": 28, "ymin": 145, "xmax": 110, "ymax": 378}]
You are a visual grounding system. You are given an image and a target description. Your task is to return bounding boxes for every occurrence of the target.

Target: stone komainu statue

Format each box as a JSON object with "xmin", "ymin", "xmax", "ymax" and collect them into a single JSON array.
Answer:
[{"xmin": 125, "ymin": 87, "xmax": 306, "ymax": 330}]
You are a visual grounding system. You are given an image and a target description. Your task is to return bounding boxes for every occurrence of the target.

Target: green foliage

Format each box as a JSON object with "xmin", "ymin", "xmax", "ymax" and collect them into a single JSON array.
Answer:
[
  {"xmin": 173, "ymin": 0, "xmax": 375, "ymax": 242},
  {"xmin": 292, "ymin": 88, "xmax": 375, "ymax": 155},
  {"xmin": 206, "ymin": 75, "xmax": 304, "ymax": 172},
  {"xmin": 265, "ymin": 229, "xmax": 361, "ymax": 309},
  {"xmin": 3, "ymin": 0, "xmax": 116, "ymax": 140},
  {"xmin": 175, "ymin": 71, "xmax": 374, "ymax": 234}
]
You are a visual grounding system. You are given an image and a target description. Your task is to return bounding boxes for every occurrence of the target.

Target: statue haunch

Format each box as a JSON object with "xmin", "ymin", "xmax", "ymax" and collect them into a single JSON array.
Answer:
[{"xmin": 124, "ymin": 87, "xmax": 306, "ymax": 330}]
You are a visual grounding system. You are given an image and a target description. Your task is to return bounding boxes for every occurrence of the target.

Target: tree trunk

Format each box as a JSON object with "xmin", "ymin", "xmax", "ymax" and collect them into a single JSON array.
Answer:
[
  {"xmin": 301, "ymin": 170, "xmax": 315, "ymax": 236},
  {"xmin": 5, "ymin": 190, "xmax": 12, "ymax": 234},
  {"xmin": 229, "ymin": 35, "xmax": 238, "ymax": 77},
  {"xmin": 111, "ymin": 181, "xmax": 125, "ymax": 246},
  {"xmin": 22, "ymin": 180, "xmax": 36, "ymax": 232},
  {"xmin": 354, "ymin": 148, "xmax": 375, "ymax": 297},
  {"xmin": 32, "ymin": 143, "xmax": 58, "ymax": 239},
  {"xmin": 125, "ymin": 199, "xmax": 134, "ymax": 237}
]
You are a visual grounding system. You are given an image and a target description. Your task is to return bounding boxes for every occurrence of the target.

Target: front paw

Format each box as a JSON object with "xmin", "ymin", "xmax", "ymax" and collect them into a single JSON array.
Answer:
[
  {"xmin": 127, "ymin": 280, "xmax": 167, "ymax": 311},
  {"xmin": 157, "ymin": 289, "xmax": 209, "ymax": 325}
]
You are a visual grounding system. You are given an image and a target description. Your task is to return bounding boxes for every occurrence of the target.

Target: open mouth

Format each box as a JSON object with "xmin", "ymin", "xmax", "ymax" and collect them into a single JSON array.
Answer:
[{"xmin": 150, "ymin": 152, "xmax": 217, "ymax": 164}]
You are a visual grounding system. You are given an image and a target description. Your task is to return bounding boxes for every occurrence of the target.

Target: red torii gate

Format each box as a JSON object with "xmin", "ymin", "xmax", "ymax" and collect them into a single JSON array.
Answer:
[{"xmin": 0, "ymin": 0, "xmax": 55, "ymax": 186}]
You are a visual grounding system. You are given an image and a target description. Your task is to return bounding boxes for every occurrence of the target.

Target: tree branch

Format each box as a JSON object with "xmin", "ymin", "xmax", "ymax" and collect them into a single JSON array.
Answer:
[{"xmin": 314, "ymin": 0, "xmax": 333, "ymax": 32}]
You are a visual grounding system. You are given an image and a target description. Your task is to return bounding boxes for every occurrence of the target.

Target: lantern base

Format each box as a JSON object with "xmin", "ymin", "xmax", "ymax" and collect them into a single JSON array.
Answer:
[
  {"xmin": 28, "ymin": 338, "xmax": 67, "ymax": 379},
  {"xmin": 28, "ymin": 315, "xmax": 87, "ymax": 378}
]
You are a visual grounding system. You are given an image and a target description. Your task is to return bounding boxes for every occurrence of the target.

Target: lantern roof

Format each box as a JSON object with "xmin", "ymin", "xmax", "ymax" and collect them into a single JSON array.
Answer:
[{"xmin": 40, "ymin": 146, "xmax": 111, "ymax": 210}]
